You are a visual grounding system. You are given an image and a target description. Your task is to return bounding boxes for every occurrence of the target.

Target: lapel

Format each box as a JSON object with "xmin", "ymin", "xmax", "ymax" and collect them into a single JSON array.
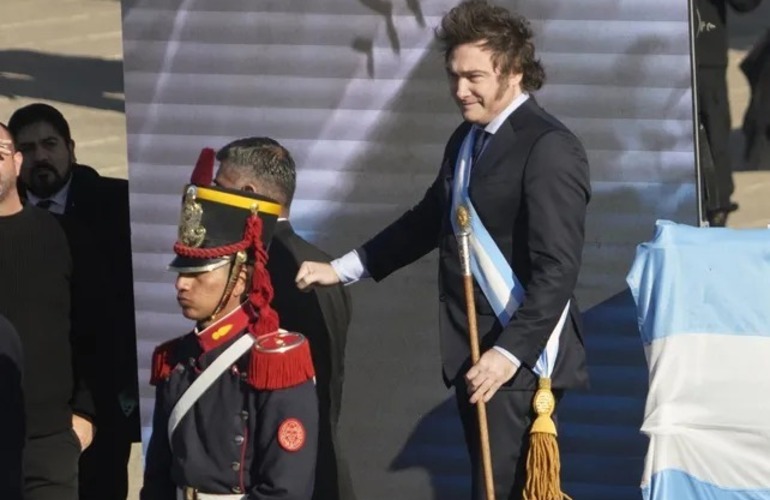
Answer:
[
  {"xmin": 64, "ymin": 175, "xmax": 78, "ymax": 214},
  {"xmin": 65, "ymin": 166, "xmax": 90, "ymax": 215},
  {"xmin": 469, "ymin": 97, "xmax": 537, "ymax": 181},
  {"xmin": 65, "ymin": 164, "xmax": 104, "ymax": 216}
]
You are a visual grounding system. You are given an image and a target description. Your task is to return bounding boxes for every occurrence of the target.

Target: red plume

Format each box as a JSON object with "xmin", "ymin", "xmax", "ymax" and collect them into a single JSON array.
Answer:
[{"xmin": 190, "ymin": 148, "xmax": 215, "ymax": 185}]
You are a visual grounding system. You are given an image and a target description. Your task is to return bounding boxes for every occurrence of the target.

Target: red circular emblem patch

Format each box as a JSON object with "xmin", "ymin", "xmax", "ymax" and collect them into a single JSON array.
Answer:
[{"xmin": 277, "ymin": 418, "xmax": 305, "ymax": 452}]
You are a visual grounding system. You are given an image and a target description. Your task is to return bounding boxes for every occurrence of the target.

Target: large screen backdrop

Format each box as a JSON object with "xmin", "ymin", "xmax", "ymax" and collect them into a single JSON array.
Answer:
[{"xmin": 121, "ymin": 1, "xmax": 697, "ymax": 498}]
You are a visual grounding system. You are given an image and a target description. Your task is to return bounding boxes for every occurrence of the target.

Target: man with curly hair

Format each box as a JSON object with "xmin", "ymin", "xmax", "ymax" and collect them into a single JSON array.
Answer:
[{"xmin": 296, "ymin": 1, "xmax": 590, "ymax": 497}]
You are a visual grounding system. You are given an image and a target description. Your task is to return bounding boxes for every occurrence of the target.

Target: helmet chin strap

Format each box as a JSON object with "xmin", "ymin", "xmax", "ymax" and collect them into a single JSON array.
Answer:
[{"xmin": 204, "ymin": 250, "xmax": 248, "ymax": 324}]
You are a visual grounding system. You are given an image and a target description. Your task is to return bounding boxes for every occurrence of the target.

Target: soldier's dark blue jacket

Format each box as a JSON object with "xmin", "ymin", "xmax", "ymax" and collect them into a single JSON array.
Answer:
[{"xmin": 141, "ymin": 304, "xmax": 318, "ymax": 500}]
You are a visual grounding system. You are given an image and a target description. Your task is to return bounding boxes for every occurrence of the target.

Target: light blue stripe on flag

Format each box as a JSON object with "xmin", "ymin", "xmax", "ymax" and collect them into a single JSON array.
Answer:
[{"xmin": 626, "ymin": 220, "xmax": 770, "ymax": 344}]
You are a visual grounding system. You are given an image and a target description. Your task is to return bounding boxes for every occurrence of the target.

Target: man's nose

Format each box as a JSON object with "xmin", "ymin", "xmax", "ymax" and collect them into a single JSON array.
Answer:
[
  {"xmin": 176, "ymin": 275, "xmax": 191, "ymax": 291},
  {"xmin": 32, "ymin": 146, "xmax": 48, "ymax": 163},
  {"xmin": 455, "ymin": 79, "xmax": 469, "ymax": 100}
]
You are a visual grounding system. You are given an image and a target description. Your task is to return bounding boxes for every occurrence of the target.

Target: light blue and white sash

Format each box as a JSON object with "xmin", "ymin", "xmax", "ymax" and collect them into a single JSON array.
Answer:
[{"xmin": 450, "ymin": 125, "xmax": 569, "ymax": 378}]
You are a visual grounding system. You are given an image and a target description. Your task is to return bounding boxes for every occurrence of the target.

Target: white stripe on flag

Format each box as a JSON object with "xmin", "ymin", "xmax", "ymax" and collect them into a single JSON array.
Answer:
[{"xmin": 642, "ymin": 333, "xmax": 770, "ymax": 492}]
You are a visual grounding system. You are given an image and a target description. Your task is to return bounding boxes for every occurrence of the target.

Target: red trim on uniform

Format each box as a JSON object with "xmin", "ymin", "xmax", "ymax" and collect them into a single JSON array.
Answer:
[
  {"xmin": 149, "ymin": 338, "xmax": 181, "ymax": 386},
  {"xmin": 196, "ymin": 303, "xmax": 255, "ymax": 353},
  {"xmin": 277, "ymin": 418, "xmax": 306, "ymax": 452},
  {"xmin": 174, "ymin": 212, "xmax": 282, "ymax": 356},
  {"xmin": 255, "ymin": 331, "xmax": 305, "ymax": 351},
  {"xmin": 247, "ymin": 332, "xmax": 315, "ymax": 390}
]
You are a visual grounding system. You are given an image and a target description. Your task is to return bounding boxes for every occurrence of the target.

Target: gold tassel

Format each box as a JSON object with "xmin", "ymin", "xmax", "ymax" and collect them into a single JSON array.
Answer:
[{"xmin": 523, "ymin": 377, "xmax": 572, "ymax": 500}]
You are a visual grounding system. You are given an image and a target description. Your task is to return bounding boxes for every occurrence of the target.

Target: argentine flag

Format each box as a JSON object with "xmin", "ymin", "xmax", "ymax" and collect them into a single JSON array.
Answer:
[{"xmin": 627, "ymin": 220, "xmax": 770, "ymax": 500}]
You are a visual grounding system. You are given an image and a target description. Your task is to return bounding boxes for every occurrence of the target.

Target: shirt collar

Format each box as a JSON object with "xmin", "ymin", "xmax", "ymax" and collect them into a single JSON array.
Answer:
[
  {"xmin": 26, "ymin": 177, "xmax": 72, "ymax": 215},
  {"xmin": 483, "ymin": 92, "xmax": 530, "ymax": 135}
]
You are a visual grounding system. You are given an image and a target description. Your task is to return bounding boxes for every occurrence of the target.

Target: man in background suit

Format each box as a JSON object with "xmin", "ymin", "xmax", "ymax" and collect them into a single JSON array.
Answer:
[
  {"xmin": 8, "ymin": 103, "xmax": 139, "ymax": 500},
  {"xmin": 295, "ymin": 1, "xmax": 590, "ymax": 498},
  {"xmin": 213, "ymin": 136, "xmax": 356, "ymax": 500}
]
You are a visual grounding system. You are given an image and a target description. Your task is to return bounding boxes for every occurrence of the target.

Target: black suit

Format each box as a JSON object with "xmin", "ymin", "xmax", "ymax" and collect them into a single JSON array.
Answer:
[
  {"xmin": 268, "ymin": 220, "xmax": 356, "ymax": 500},
  {"xmin": 359, "ymin": 98, "xmax": 590, "ymax": 498},
  {"xmin": 21, "ymin": 164, "xmax": 139, "ymax": 500}
]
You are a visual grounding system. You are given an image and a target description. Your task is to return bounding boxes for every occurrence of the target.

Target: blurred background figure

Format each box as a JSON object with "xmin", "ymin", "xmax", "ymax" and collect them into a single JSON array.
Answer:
[
  {"xmin": 0, "ymin": 314, "xmax": 24, "ymax": 500},
  {"xmin": 740, "ymin": 28, "xmax": 770, "ymax": 171},
  {"xmin": 693, "ymin": 0, "xmax": 764, "ymax": 226},
  {"xmin": 8, "ymin": 103, "xmax": 139, "ymax": 500}
]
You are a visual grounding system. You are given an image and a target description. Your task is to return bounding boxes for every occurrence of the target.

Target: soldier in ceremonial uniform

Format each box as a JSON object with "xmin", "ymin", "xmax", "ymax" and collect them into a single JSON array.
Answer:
[{"xmin": 141, "ymin": 149, "xmax": 319, "ymax": 500}]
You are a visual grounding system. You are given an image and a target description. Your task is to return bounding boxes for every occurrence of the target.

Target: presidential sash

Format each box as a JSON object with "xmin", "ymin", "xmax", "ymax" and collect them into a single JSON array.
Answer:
[{"xmin": 450, "ymin": 125, "xmax": 569, "ymax": 378}]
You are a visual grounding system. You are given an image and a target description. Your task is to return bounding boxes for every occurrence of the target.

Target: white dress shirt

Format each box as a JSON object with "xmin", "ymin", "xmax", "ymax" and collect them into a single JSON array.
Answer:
[{"xmin": 26, "ymin": 178, "xmax": 72, "ymax": 215}]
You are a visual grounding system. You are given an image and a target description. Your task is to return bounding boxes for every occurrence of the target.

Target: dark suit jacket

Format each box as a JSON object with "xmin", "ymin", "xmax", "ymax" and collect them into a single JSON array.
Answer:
[
  {"xmin": 267, "ymin": 220, "xmax": 356, "ymax": 500},
  {"xmin": 69, "ymin": 165, "xmax": 140, "ymax": 439},
  {"xmin": 21, "ymin": 164, "xmax": 140, "ymax": 440},
  {"xmin": 360, "ymin": 98, "xmax": 590, "ymax": 391}
]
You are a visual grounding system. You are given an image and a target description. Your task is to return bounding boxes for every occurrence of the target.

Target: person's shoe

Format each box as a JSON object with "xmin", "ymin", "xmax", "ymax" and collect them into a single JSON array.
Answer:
[
  {"xmin": 707, "ymin": 202, "xmax": 739, "ymax": 227},
  {"xmin": 708, "ymin": 210, "xmax": 729, "ymax": 227}
]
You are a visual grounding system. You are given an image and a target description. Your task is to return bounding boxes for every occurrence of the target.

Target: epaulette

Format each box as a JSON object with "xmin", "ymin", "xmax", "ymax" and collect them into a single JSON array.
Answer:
[
  {"xmin": 150, "ymin": 337, "xmax": 184, "ymax": 386},
  {"xmin": 247, "ymin": 330, "xmax": 316, "ymax": 390}
]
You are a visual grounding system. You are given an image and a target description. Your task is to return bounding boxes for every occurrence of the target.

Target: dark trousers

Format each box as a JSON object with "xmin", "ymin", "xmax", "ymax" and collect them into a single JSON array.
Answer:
[
  {"xmin": 697, "ymin": 65, "xmax": 734, "ymax": 210},
  {"xmin": 455, "ymin": 381, "xmax": 562, "ymax": 500},
  {"xmin": 23, "ymin": 430, "xmax": 80, "ymax": 500},
  {"xmin": 78, "ymin": 415, "xmax": 132, "ymax": 500}
]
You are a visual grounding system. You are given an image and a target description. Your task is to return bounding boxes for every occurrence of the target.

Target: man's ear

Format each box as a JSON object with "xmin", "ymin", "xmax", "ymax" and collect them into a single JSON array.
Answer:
[
  {"xmin": 509, "ymin": 71, "xmax": 523, "ymax": 90},
  {"xmin": 68, "ymin": 139, "xmax": 77, "ymax": 163},
  {"xmin": 234, "ymin": 265, "xmax": 250, "ymax": 297},
  {"xmin": 242, "ymin": 182, "xmax": 258, "ymax": 194},
  {"xmin": 13, "ymin": 151, "xmax": 22, "ymax": 176}
]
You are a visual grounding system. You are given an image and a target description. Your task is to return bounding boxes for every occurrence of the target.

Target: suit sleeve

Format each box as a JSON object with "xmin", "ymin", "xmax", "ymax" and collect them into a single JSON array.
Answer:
[
  {"xmin": 140, "ymin": 385, "xmax": 175, "ymax": 500},
  {"xmin": 251, "ymin": 380, "xmax": 319, "ymax": 500},
  {"xmin": 495, "ymin": 130, "xmax": 590, "ymax": 368}
]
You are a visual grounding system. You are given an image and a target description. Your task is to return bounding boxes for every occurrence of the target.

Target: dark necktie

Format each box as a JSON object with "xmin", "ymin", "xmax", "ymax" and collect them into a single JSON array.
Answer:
[
  {"xmin": 36, "ymin": 199, "xmax": 54, "ymax": 210},
  {"xmin": 472, "ymin": 127, "xmax": 489, "ymax": 163}
]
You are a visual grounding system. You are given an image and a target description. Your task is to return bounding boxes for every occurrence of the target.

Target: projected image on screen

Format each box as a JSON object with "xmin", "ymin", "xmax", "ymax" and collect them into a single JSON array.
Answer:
[{"xmin": 122, "ymin": 1, "xmax": 696, "ymax": 498}]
